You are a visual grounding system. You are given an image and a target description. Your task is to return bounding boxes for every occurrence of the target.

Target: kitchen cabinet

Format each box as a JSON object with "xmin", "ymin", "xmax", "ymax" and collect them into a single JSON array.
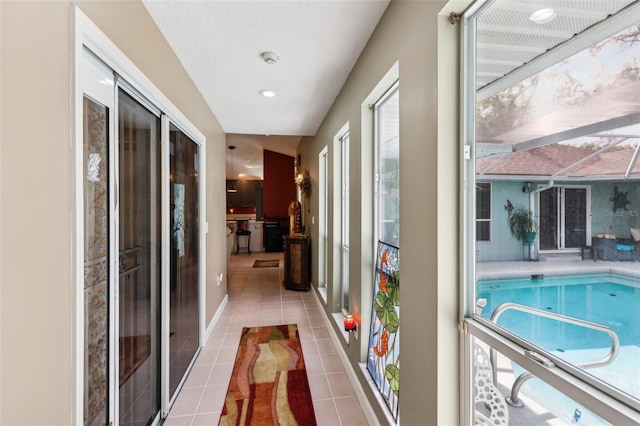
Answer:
[{"xmin": 226, "ymin": 180, "xmax": 262, "ymax": 208}]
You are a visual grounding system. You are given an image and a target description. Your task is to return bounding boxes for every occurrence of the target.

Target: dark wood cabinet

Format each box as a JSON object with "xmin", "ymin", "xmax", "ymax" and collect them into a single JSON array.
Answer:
[
  {"xmin": 283, "ymin": 235, "xmax": 310, "ymax": 291},
  {"xmin": 226, "ymin": 180, "xmax": 262, "ymax": 208}
]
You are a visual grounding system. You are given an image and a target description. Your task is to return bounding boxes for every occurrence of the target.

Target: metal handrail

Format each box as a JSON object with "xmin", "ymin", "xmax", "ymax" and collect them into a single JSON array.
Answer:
[{"xmin": 487, "ymin": 302, "xmax": 620, "ymax": 407}]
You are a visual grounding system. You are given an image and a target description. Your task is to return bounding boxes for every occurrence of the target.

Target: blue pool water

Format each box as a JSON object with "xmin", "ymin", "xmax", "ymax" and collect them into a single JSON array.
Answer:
[
  {"xmin": 477, "ymin": 274, "xmax": 640, "ymax": 352},
  {"xmin": 477, "ymin": 273, "xmax": 640, "ymax": 423}
]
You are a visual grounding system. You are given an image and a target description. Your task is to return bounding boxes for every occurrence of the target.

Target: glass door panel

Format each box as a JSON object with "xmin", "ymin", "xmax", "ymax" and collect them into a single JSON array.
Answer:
[
  {"xmin": 539, "ymin": 187, "xmax": 587, "ymax": 250},
  {"xmin": 83, "ymin": 96, "xmax": 110, "ymax": 426},
  {"xmin": 539, "ymin": 187, "xmax": 559, "ymax": 250},
  {"xmin": 564, "ymin": 188, "xmax": 587, "ymax": 248},
  {"xmin": 118, "ymin": 89, "xmax": 162, "ymax": 425},
  {"xmin": 169, "ymin": 123, "xmax": 200, "ymax": 398}
]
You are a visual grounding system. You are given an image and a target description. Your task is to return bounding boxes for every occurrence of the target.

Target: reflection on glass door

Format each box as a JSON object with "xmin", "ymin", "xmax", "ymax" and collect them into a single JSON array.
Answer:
[
  {"xmin": 118, "ymin": 89, "xmax": 161, "ymax": 425},
  {"xmin": 83, "ymin": 96, "xmax": 110, "ymax": 426},
  {"xmin": 169, "ymin": 124, "xmax": 200, "ymax": 399}
]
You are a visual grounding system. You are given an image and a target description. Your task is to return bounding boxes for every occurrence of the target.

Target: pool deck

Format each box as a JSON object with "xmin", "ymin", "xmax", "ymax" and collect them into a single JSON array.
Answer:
[{"xmin": 477, "ymin": 258, "xmax": 640, "ymax": 281}]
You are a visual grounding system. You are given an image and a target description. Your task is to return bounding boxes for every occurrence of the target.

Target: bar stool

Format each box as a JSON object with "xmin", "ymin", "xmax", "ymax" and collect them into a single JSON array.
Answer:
[{"xmin": 235, "ymin": 219, "xmax": 251, "ymax": 254}]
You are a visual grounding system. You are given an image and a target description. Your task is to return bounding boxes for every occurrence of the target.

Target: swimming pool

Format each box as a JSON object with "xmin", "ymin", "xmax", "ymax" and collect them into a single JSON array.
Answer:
[
  {"xmin": 478, "ymin": 273, "xmax": 640, "ymax": 349},
  {"xmin": 477, "ymin": 273, "xmax": 640, "ymax": 410}
]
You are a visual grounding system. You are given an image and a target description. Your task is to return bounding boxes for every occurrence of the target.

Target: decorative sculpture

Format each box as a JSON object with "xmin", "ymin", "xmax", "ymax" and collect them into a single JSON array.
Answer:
[{"xmin": 610, "ymin": 186, "xmax": 630, "ymax": 212}]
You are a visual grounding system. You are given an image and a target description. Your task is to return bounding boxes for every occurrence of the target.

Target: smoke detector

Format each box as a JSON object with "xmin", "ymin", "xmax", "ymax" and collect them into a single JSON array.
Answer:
[{"xmin": 261, "ymin": 51, "xmax": 280, "ymax": 64}]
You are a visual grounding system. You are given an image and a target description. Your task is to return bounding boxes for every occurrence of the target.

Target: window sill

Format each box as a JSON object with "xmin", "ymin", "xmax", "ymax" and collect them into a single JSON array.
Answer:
[
  {"xmin": 317, "ymin": 286, "xmax": 327, "ymax": 304},
  {"xmin": 331, "ymin": 312, "xmax": 349, "ymax": 344}
]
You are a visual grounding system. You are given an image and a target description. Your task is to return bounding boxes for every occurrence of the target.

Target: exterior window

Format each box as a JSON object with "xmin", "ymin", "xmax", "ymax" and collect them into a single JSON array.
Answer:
[
  {"xmin": 463, "ymin": 3, "xmax": 640, "ymax": 425},
  {"xmin": 341, "ymin": 132, "xmax": 350, "ymax": 311},
  {"xmin": 375, "ymin": 83, "xmax": 399, "ymax": 248},
  {"xmin": 476, "ymin": 183, "xmax": 491, "ymax": 242}
]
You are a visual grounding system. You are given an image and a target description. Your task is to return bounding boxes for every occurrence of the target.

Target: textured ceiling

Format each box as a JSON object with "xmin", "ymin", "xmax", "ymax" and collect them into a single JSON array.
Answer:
[{"xmin": 142, "ymin": 0, "xmax": 389, "ymax": 137}]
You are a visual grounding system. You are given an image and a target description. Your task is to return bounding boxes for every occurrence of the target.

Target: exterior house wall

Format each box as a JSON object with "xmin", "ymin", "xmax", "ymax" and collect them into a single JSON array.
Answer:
[
  {"xmin": 476, "ymin": 181, "xmax": 532, "ymax": 262},
  {"xmin": 591, "ymin": 181, "xmax": 640, "ymax": 238},
  {"xmin": 1, "ymin": 1, "xmax": 226, "ymax": 424},
  {"xmin": 477, "ymin": 180, "xmax": 640, "ymax": 263}
]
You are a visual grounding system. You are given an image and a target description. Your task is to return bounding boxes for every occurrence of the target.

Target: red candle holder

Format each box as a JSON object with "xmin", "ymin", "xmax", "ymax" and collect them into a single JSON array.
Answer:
[{"xmin": 343, "ymin": 314, "xmax": 357, "ymax": 332}]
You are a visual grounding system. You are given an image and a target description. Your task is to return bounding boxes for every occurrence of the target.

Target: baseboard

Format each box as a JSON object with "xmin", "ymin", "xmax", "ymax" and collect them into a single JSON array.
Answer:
[
  {"xmin": 311, "ymin": 289, "xmax": 381, "ymax": 426},
  {"xmin": 204, "ymin": 294, "xmax": 228, "ymax": 344}
]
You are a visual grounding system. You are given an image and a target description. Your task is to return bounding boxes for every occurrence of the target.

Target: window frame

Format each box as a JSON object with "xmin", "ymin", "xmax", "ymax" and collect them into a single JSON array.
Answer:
[
  {"xmin": 373, "ymin": 81, "xmax": 400, "ymax": 248},
  {"xmin": 460, "ymin": 2, "xmax": 640, "ymax": 424},
  {"xmin": 318, "ymin": 146, "xmax": 329, "ymax": 298},
  {"xmin": 340, "ymin": 131, "xmax": 350, "ymax": 312}
]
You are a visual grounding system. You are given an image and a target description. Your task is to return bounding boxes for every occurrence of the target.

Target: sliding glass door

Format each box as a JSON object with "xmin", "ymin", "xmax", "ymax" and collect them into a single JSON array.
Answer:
[
  {"xmin": 168, "ymin": 124, "xmax": 200, "ymax": 399},
  {"xmin": 539, "ymin": 186, "xmax": 589, "ymax": 251},
  {"xmin": 117, "ymin": 89, "xmax": 162, "ymax": 426},
  {"xmin": 83, "ymin": 95, "xmax": 111, "ymax": 426},
  {"xmin": 81, "ymin": 39, "xmax": 204, "ymax": 426}
]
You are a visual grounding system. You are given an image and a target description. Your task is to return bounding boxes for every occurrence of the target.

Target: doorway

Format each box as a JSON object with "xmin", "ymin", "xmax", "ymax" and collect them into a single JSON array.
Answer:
[
  {"xmin": 82, "ymin": 48, "xmax": 204, "ymax": 425},
  {"xmin": 539, "ymin": 186, "xmax": 590, "ymax": 251}
]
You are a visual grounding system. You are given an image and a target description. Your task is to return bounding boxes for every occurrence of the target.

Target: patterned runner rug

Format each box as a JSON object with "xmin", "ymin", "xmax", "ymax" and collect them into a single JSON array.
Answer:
[{"xmin": 219, "ymin": 324, "xmax": 317, "ymax": 426}]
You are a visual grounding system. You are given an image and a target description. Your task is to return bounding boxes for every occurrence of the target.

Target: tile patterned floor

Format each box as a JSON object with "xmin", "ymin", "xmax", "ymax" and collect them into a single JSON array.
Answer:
[{"xmin": 164, "ymin": 252, "xmax": 369, "ymax": 425}]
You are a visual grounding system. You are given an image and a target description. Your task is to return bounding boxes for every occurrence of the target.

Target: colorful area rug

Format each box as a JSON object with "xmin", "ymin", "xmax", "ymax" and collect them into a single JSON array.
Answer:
[
  {"xmin": 252, "ymin": 259, "xmax": 280, "ymax": 268},
  {"xmin": 219, "ymin": 324, "xmax": 317, "ymax": 426}
]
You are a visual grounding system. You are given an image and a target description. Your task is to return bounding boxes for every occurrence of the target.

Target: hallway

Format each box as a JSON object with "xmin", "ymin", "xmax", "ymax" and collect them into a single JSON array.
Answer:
[{"xmin": 164, "ymin": 252, "xmax": 369, "ymax": 425}]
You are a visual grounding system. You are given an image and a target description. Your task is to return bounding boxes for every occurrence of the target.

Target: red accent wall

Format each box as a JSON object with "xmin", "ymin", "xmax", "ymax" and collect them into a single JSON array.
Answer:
[{"xmin": 263, "ymin": 150, "xmax": 295, "ymax": 218}]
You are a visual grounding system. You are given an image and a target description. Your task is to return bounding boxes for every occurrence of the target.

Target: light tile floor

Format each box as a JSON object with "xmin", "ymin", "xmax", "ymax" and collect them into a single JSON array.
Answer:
[{"xmin": 164, "ymin": 252, "xmax": 369, "ymax": 425}]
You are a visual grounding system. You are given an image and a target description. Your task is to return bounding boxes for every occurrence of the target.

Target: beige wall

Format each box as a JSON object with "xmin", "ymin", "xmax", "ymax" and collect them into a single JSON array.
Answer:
[
  {"xmin": 297, "ymin": 1, "xmax": 466, "ymax": 424},
  {"xmin": 0, "ymin": 1, "xmax": 227, "ymax": 424}
]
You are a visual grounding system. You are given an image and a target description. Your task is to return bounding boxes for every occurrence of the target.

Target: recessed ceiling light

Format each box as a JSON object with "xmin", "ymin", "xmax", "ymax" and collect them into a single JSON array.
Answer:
[
  {"xmin": 529, "ymin": 8, "xmax": 556, "ymax": 24},
  {"xmin": 259, "ymin": 89, "xmax": 276, "ymax": 97}
]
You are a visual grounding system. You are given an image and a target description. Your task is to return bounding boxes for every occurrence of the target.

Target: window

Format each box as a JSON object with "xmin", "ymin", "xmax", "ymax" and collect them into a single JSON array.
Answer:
[
  {"xmin": 341, "ymin": 132, "xmax": 350, "ymax": 311},
  {"xmin": 476, "ymin": 183, "xmax": 491, "ymax": 242},
  {"xmin": 318, "ymin": 146, "xmax": 328, "ymax": 295},
  {"xmin": 463, "ymin": 2, "xmax": 640, "ymax": 424},
  {"xmin": 375, "ymin": 82, "xmax": 399, "ymax": 248}
]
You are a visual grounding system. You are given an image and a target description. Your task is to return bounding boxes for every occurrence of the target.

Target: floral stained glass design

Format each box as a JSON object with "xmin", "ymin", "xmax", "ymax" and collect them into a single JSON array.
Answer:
[{"xmin": 367, "ymin": 241, "xmax": 400, "ymax": 420}]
